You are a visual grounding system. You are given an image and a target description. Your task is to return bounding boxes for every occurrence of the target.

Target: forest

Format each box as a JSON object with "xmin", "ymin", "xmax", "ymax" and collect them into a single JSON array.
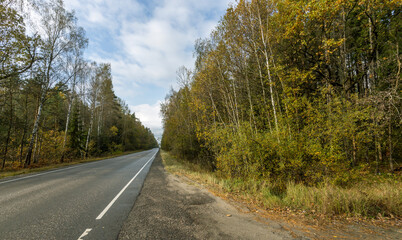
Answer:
[
  {"xmin": 161, "ymin": 0, "xmax": 401, "ymax": 187},
  {"xmin": 0, "ymin": 0, "xmax": 158, "ymax": 170}
]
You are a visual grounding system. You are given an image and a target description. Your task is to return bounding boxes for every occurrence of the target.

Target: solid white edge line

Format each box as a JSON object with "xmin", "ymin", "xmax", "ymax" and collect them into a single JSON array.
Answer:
[
  {"xmin": 95, "ymin": 150, "xmax": 158, "ymax": 220},
  {"xmin": 0, "ymin": 150, "xmax": 152, "ymax": 185},
  {"xmin": 77, "ymin": 228, "xmax": 92, "ymax": 240}
]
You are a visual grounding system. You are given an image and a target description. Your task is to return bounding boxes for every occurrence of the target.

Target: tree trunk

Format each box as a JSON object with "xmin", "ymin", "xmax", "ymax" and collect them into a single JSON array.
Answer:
[
  {"xmin": 388, "ymin": 120, "xmax": 393, "ymax": 171},
  {"xmin": 2, "ymin": 90, "xmax": 13, "ymax": 169},
  {"xmin": 61, "ymin": 84, "xmax": 76, "ymax": 162},
  {"xmin": 19, "ymin": 94, "xmax": 28, "ymax": 163},
  {"xmin": 244, "ymin": 64, "xmax": 257, "ymax": 132},
  {"xmin": 24, "ymin": 90, "xmax": 45, "ymax": 167},
  {"xmin": 367, "ymin": 4, "xmax": 375, "ymax": 94},
  {"xmin": 3, "ymin": 113, "xmax": 12, "ymax": 169},
  {"xmin": 60, "ymin": 99, "xmax": 72, "ymax": 162},
  {"xmin": 396, "ymin": 38, "xmax": 400, "ymax": 90},
  {"xmin": 32, "ymin": 129, "xmax": 39, "ymax": 164},
  {"xmin": 84, "ymin": 117, "xmax": 93, "ymax": 158},
  {"xmin": 247, "ymin": 8, "xmax": 272, "ymax": 132},
  {"xmin": 85, "ymin": 96, "xmax": 97, "ymax": 158},
  {"xmin": 33, "ymin": 132, "xmax": 42, "ymax": 164},
  {"xmin": 257, "ymin": 5, "xmax": 279, "ymax": 134},
  {"xmin": 352, "ymin": 135, "xmax": 357, "ymax": 167}
]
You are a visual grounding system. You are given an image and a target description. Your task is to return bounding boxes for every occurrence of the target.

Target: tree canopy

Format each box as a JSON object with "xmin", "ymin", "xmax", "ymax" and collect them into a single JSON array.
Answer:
[
  {"xmin": 161, "ymin": 0, "xmax": 401, "ymax": 186},
  {"xmin": 0, "ymin": 0, "xmax": 158, "ymax": 169}
]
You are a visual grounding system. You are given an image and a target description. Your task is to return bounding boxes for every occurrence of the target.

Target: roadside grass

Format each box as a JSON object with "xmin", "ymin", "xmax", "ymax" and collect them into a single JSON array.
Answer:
[
  {"xmin": 161, "ymin": 150, "xmax": 401, "ymax": 220},
  {"xmin": 0, "ymin": 149, "xmax": 145, "ymax": 179}
]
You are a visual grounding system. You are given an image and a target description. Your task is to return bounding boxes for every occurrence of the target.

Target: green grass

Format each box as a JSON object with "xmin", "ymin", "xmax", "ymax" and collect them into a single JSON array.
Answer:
[
  {"xmin": 0, "ymin": 149, "xmax": 144, "ymax": 179},
  {"xmin": 161, "ymin": 150, "xmax": 401, "ymax": 219}
]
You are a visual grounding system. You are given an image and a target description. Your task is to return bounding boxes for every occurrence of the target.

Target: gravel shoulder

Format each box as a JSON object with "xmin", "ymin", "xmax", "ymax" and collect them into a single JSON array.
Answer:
[
  {"xmin": 118, "ymin": 153, "xmax": 306, "ymax": 240},
  {"xmin": 118, "ymin": 152, "xmax": 401, "ymax": 240}
]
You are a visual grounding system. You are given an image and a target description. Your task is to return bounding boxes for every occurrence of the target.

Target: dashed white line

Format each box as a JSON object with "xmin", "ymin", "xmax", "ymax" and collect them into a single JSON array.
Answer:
[
  {"xmin": 77, "ymin": 228, "xmax": 92, "ymax": 240},
  {"xmin": 95, "ymin": 150, "xmax": 158, "ymax": 220}
]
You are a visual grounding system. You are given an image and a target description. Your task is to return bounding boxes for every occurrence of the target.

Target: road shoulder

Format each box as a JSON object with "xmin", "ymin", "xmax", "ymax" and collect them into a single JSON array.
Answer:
[{"xmin": 118, "ymin": 153, "xmax": 303, "ymax": 239}]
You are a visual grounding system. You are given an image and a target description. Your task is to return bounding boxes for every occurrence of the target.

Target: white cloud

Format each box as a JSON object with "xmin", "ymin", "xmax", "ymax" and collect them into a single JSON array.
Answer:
[
  {"xmin": 21, "ymin": 0, "xmax": 231, "ymax": 142},
  {"xmin": 66, "ymin": 0, "xmax": 145, "ymax": 30},
  {"xmin": 130, "ymin": 101, "xmax": 163, "ymax": 139},
  {"xmin": 62, "ymin": 0, "xmax": 232, "ymax": 138},
  {"xmin": 87, "ymin": 8, "xmax": 106, "ymax": 24},
  {"xmin": 70, "ymin": 0, "xmax": 231, "ymax": 89}
]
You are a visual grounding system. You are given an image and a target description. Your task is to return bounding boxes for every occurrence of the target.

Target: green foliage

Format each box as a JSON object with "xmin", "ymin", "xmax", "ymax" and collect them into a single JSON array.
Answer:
[
  {"xmin": 161, "ymin": 150, "xmax": 401, "ymax": 219},
  {"xmin": 68, "ymin": 102, "xmax": 85, "ymax": 157},
  {"xmin": 161, "ymin": 0, "xmax": 402, "ymax": 189},
  {"xmin": 37, "ymin": 130, "xmax": 65, "ymax": 164},
  {"xmin": 0, "ymin": 0, "xmax": 158, "ymax": 169}
]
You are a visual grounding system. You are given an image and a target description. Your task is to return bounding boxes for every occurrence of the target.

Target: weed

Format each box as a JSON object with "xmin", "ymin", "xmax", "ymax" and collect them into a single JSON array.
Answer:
[{"xmin": 161, "ymin": 151, "xmax": 401, "ymax": 219}]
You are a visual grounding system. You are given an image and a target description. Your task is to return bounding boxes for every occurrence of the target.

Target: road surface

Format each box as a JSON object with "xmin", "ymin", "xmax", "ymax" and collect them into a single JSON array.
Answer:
[
  {"xmin": 0, "ymin": 149, "xmax": 158, "ymax": 240},
  {"xmin": 118, "ymin": 153, "xmax": 301, "ymax": 240},
  {"xmin": 118, "ymin": 152, "xmax": 401, "ymax": 240}
]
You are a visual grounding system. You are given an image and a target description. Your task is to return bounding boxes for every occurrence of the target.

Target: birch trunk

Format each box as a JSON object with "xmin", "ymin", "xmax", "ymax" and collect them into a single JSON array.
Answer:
[
  {"xmin": 24, "ymin": 89, "xmax": 46, "ymax": 167},
  {"xmin": 85, "ymin": 114, "xmax": 94, "ymax": 158},
  {"xmin": 257, "ymin": 5, "xmax": 279, "ymax": 134},
  {"xmin": 60, "ymin": 77, "xmax": 77, "ymax": 163},
  {"xmin": 85, "ymin": 89, "xmax": 98, "ymax": 158}
]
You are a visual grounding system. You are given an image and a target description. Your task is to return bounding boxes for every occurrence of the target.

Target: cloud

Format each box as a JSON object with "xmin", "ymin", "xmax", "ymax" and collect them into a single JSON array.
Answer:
[
  {"xmin": 67, "ymin": 0, "xmax": 231, "ymax": 90},
  {"xmin": 130, "ymin": 101, "xmax": 163, "ymax": 140},
  {"xmin": 62, "ymin": 0, "xmax": 231, "ymax": 136},
  {"xmin": 66, "ymin": 0, "xmax": 146, "ymax": 30},
  {"xmin": 115, "ymin": 0, "xmax": 231, "ymax": 88}
]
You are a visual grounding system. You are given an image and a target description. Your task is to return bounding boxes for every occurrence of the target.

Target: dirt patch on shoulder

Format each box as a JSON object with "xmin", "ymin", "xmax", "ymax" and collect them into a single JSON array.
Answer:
[{"xmin": 118, "ymin": 153, "xmax": 304, "ymax": 240}]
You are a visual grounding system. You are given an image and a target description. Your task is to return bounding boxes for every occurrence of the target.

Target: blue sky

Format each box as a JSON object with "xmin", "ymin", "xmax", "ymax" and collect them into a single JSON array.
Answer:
[{"xmin": 63, "ymin": 0, "xmax": 232, "ymax": 140}]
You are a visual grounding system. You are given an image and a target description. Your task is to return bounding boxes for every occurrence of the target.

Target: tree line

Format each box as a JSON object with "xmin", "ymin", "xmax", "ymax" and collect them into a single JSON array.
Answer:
[
  {"xmin": 0, "ymin": 0, "xmax": 158, "ymax": 169},
  {"xmin": 161, "ymin": 0, "xmax": 401, "ymax": 186}
]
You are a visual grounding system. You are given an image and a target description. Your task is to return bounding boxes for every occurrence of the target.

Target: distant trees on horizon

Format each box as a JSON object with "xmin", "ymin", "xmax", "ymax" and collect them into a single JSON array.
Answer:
[{"xmin": 0, "ymin": 0, "xmax": 158, "ymax": 169}]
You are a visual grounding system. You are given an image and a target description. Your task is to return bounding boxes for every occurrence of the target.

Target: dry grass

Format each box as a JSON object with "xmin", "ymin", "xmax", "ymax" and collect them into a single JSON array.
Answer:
[{"xmin": 161, "ymin": 150, "xmax": 401, "ymax": 220}]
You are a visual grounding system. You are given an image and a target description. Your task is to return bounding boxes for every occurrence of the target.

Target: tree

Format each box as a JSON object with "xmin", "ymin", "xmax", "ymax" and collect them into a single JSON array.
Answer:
[
  {"xmin": 0, "ymin": 2, "xmax": 37, "ymax": 82},
  {"xmin": 60, "ymin": 25, "xmax": 87, "ymax": 162},
  {"xmin": 0, "ymin": 0, "xmax": 157, "ymax": 170},
  {"xmin": 0, "ymin": 1, "xmax": 38, "ymax": 169},
  {"xmin": 25, "ymin": 0, "xmax": 84, "ymax": 166},
  {"xmin": 162, "ymin": 0, "xmax": 402, "ymax": 185}
]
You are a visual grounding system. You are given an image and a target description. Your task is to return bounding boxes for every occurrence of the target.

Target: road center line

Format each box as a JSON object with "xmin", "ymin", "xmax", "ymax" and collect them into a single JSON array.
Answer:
[
  {"xmin": 95, "ymin": 150, "xmax": 158, "ymax": 220},
  {"xmin": 77, "ymin": 228, "xmax": 92, "ymax": 240}
]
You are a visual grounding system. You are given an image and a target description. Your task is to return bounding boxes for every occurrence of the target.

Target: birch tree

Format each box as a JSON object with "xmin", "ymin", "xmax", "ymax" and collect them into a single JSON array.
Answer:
[{"xmin": 25, "ymin": 0, "xmax": 83, "ymax": 166}]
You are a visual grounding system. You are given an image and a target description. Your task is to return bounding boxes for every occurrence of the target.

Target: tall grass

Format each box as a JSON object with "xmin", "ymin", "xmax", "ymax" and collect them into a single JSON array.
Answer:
[
  {"xmin": 161, "ymin": 151, "xmax": 401, "ymax": 219},
  {"xmin": 282, "ymin": 181, "xmax": 400, "ymax": 217}
]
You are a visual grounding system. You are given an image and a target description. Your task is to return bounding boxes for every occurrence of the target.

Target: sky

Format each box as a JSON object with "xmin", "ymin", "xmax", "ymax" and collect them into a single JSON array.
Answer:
[{"xmin": 62, "ymin": 0, "xmax": 232, "ymax": 141}]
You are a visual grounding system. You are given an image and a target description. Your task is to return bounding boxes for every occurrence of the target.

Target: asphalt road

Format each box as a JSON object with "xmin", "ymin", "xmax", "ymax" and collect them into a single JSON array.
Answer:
[
  {"xmin": 0, "ymin": 148, "xmax": 158, "ymax": 240},
  {"xmin": 118, "ymin": 153, "xmax": 298, "ymax": 240}
]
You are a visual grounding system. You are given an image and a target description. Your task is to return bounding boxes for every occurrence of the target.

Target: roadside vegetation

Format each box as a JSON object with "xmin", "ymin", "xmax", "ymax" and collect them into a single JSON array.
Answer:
[
  {"xmin": 162, "ymin": 151, "xmax": 401, "ymax": 220},
  {"xmin": 0, "ymin": 0, "xmax": 158, "ymax": 172},
  {"xmin": 161, "ymin": 0, "xmax": 401, "ymax": 219}
]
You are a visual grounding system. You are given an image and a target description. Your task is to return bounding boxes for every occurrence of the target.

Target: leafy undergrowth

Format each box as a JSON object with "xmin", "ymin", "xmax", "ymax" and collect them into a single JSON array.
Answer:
[
  {"xmin": 161, "ymin": 150, "xmax": 401, "ymax": 224},
  {"xmin": 0, "ymin": 150, "xmax": 143, "ymax": 179}
]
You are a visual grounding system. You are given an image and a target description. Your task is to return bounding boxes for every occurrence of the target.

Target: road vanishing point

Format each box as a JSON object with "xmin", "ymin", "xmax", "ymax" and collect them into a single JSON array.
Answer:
[{"xmin": 0, "ymin": 149, "xmax": 159, "ymax": 240}]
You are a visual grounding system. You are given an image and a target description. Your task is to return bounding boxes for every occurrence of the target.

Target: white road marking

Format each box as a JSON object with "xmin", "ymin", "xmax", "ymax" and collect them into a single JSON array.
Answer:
[
  {"xmin": 0, "ymin": 165, "xmax": 84, "ymax": 185},
  {"xmin": 95, "ymin": 150, "xmax": 158, "ymax": 220},
  {"xmin": 77, "ymin": 228, "xmax": 92, "ymax": 240},
  {"xmin": 0, "ymin": 150, "xmax": 152, "ymax": 185}
]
